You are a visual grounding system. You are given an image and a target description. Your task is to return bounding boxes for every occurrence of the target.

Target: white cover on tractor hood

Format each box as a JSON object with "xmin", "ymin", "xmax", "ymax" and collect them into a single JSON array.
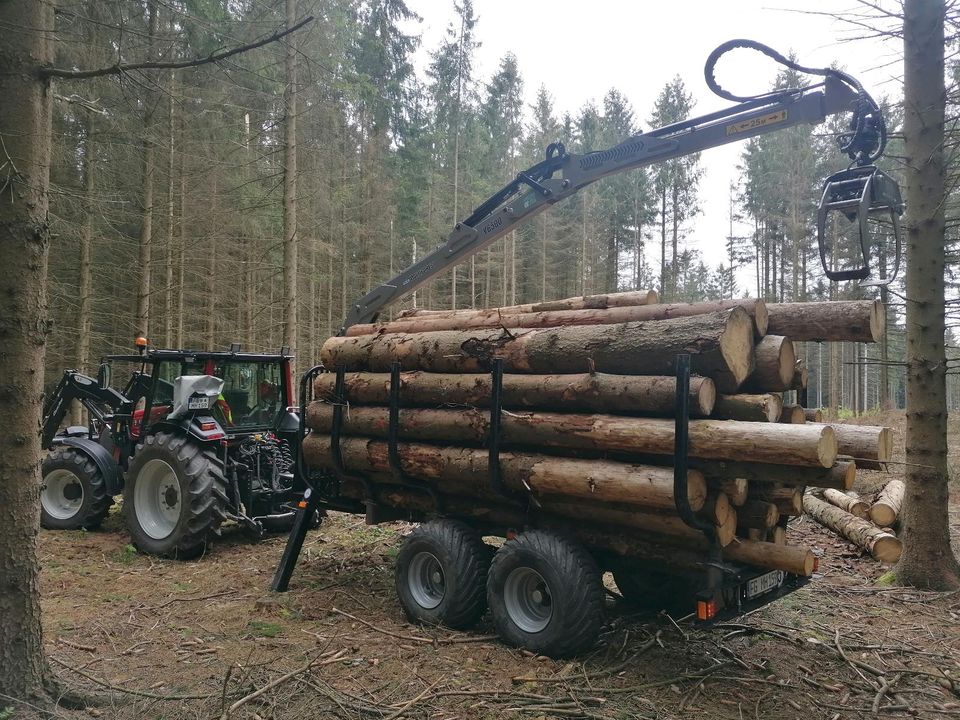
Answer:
[{"xmin": 169, "ymin": 375, "xmax": 225, "ymax": 419}]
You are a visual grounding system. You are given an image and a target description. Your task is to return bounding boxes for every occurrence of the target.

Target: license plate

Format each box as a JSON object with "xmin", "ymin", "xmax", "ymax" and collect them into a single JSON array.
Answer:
[
  {"xmin": 745, "ymin": 570, "xmax": 783, "ymax": 599},
  {"xmin": 188, "ymin": 396, "xmax": 210, "ymax": 410}
]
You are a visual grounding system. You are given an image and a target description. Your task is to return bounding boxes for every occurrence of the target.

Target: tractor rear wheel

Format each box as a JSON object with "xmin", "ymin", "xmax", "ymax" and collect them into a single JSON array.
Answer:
[
  {"xmin": 123, "ymin": 431, "xmax": 228, "ymax": 559},
  {"xmin": 40, "ymin": 448, "xmax": 112, "ymax": 530}
]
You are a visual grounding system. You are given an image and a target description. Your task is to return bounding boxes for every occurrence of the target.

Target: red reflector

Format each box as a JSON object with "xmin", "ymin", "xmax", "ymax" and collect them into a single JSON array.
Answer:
[
  {"xmin": 200, "ymin": 422, "xmax": 217, "ymax": 431},
  {"xmin": 697, "ymin": 598, "xmax": 717, "ymax": 621},
  {"xmin": 298, "ymin": 501, "xmax": 308, "ymax": 509}
]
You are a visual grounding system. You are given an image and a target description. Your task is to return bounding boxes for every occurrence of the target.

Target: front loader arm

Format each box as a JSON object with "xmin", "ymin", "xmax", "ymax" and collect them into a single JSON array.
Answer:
[
  {"xmin": 340, "ymin": 73, "xmax": 861, "ymax": 333},
  {"xmin": 41, "ymin": 371, "xmax": 129, "ymax": 448}
]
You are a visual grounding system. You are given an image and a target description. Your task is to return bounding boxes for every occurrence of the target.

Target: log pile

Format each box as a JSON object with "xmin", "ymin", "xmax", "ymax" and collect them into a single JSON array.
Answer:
[
  {"xmin": 305, "ymin": 290, "xmax": 894, "ymax": 580},
  {"xmin": 806, "ymin": 479, "xmax": 905, "ymax": 562}
]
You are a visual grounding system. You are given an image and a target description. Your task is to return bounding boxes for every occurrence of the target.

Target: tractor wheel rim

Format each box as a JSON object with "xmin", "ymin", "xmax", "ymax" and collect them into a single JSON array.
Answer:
[
  {"xmin": 407, "ymin": 551, "xmax": 445, "ymax": 609},
  {"xmin": 504, "ymin": 567, "xmax": 553, "ymax": 633},
  {"xmin": 134, "ymin": 459, "xmax": 181, "ymax": 540},
  {"xmin": 42, "ymin": 469, "xmax": 84, "ymax": 520}
]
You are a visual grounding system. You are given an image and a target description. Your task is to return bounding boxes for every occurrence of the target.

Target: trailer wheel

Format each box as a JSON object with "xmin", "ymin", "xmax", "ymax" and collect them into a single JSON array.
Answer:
[
  {"xmin": 395, "ymin": 520, "xmax": 489, "ymax": 630},
  {"xmin": 123, "ymin": 432, "xmax": 228, "ymax": 559},
  {"xmin": 487, "ymin": 531, "xmax": 603, "ymax": 657},
  {"xmin": 40, "ymin": 448, "xmax": 112, "ymax": 530}
]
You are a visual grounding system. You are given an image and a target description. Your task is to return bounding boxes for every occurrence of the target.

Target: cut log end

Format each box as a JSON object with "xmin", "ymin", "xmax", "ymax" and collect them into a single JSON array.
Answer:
[
  {"xmin": 872, "ymin": 535, "xmax": 902, "ymax": 564},
  {"xmin": 718, "ymin": 307, "xmax": 758, "ymax": 389}
]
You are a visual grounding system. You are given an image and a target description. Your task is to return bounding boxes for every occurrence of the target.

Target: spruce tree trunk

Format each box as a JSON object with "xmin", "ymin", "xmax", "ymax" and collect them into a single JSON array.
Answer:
[
  {"xmin": 282, "ymin": 0, "xmax": 299, "ymax": 360},
  {"xmin": 72, "ymin": 112, "xmax": 96, "ymax": 425},
  {"xmin": 135, "ymin": 0, "xmax": 159, "ymax": 338},
  {"xmin": 0, "ymin": 0, "xmax": 56, "ymax": 703},
  {"xmin": 896, "ymin": 0, "xmax": 960, "ymax": 588}
]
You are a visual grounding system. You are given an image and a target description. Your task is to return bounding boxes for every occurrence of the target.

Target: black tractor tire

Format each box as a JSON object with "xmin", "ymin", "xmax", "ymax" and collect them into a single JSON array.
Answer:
[
  {"xmin": 40, "ymin": 448, "xmax": 112, "ymax": 530},
  {"xmin": 123, "ymin": 431, "xmax": 229, "ymax": 559},
  {"xmin": 395, "ymin": 520, "xmax": 490, "ymax": 630},
  {"xmin": 487, "ymin": 530, "xmax": 604, "ymax": 658},
  {"xmin": 613, "ymin": 569, "xmax": 694, "ymax": 611}
]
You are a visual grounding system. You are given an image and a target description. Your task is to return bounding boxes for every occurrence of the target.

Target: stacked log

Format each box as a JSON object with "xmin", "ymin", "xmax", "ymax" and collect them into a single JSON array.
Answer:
[{"xmin": 308, "ymin": 292, "xmax": 894, "ymax": 580}]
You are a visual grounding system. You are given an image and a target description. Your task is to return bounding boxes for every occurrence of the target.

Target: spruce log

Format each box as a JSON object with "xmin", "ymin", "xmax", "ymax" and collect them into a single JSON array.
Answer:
[
  {"xmin": 769, "ymin": 526, "xmax": 787, "ymax": 545},
  {"xmin": 313, "ymin": 371, "xmax": 716, "ymax": 417},
  {"xmin": 306, "ymin": 404, "xmax": 838, "ymax": 467},
  {"xmin": 712, "ymin": 478, "xmax": 748, "ymax": 506},
  {"xmin": 869, "ymin": 479, "xmax": 904, "ymax": 527},
  {"xmin": 713, "ymin": 393, "xmax": 782, "ymax": 422},
  {"xmin": 320, "ymin": 308, "xmax": 757, "ymax": 388},
  {"xmin": 301, "ymin": 435, "xmax": 707, "ymax": 511},
  {"xmin": 779, "ymin": 405, "xmax": 806, "ymax": 424},
  {"xmin": 753, "ymin": 486, "xmax": 804, "ymax": 516},
  {"xmin": 349, "ymin": 299, "xmax": 769, "ymax": 337},
  {"xmin": 804, "ymin": 408, "xmax": 824, "ymax": 423},
  {"xmin": 397, "ymin": 290, "xmax": 660, "ymax": 318},
  {"xmin": 693, "ymin": 457, "xmax": 855, "ymax": 490},
  {"xmin": 823, "ymin": 489, "xmax": 869, "ymax": 519},
  {"xmin": 723, "ymin": 539, "xmax": 815, "ymax": 576},
  {"xmin": 766, "ymin": 300, "xmax": 884, "ymax": 343},
  {"xmin": 808, "ymin": 423, "xmax": 893, "ymax": 470},
  {"xmin": 802, "ymin": 494, "xmax": 901, "ymax": 562},
  {"xmin": 733, "ymin": 335, "xmax": 796, "ymax": 393},
  {"xmin": 699, "ymin": 492, "xmax": 732, "ymax": 526},
  {"xmin": 737, "ymin": 500, "xmax": 780, "ymax": 530},
  {"xmin": 791, "ymin": 359, "xmax": 808, "ymax": 390}
]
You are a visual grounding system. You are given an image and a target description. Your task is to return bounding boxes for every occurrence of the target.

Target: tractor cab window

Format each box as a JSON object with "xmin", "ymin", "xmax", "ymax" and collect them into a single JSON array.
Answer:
[
  {"xmin": 215, "ymin": 362, "xmax": 283, "ymax": 429},
  {"xmin": 153, "ymin": 360, "xmax": 206, "ymax": 406}
]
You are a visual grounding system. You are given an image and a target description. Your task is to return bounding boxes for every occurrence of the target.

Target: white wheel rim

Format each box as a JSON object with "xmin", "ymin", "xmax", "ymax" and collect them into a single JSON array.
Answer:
[
  {"xmin": 504, "ymin": 567, "xmax": 553, "ymax": 633},
  {"xmin": 407, "ymin": 551, "xmax": 445, "ymax": 609},
  {"xmin": 42, "ymin": 468, "xmax": 84, "ymax": 520},
  {"xmin": 134, "ymin": 459, "xmax": 181, "ymax": 540}
]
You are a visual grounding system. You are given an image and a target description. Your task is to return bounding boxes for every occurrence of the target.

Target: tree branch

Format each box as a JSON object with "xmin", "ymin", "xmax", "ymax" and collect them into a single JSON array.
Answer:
[{"xmin": 40, "ymin": 16, "xmax": 313, "ymax": 80}]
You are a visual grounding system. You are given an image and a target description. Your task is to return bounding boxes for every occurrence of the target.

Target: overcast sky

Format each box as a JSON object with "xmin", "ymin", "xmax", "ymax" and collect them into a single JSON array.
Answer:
[{"xmin": 403, "ymin": 0, "xmax": 902, "ymax": 293}]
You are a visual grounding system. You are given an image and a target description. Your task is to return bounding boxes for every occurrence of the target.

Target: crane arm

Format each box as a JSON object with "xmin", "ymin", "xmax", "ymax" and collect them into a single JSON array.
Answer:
[{"xmin": 340, "ymin": 43, "xmax": 891, "ymax": 332}]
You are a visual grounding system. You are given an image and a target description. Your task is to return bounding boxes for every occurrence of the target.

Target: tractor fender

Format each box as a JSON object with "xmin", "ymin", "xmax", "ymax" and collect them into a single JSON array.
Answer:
[
  {"xmin": 148, "ymin": 417, "xmax": 226, "ymax": 445},
  {"xmin": 51, "ymin": 436, "xmax": 122, "ymax": 496}
]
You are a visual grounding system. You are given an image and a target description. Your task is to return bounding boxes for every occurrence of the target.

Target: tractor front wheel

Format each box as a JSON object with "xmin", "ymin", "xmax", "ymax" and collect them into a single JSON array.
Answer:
[
  {"xmin": 40, "ymin": 448, "xmax": 112, "ymax": 530},
  {"xmin": 123, "ymin": 431, "xmax": 228, "ymax": 559}
]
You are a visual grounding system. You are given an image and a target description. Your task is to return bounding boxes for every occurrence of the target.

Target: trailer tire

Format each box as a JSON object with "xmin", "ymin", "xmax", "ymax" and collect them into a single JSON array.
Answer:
[
  {"xmin": 395, "ymin": 520, "xmax": 489, "ymax": 630},
  {"xmin": 123, "ymin": 432, "xmax": 228, "ymax": 559},
  {"xmin": 40, "ymin": 448, "xmax": 112, "ymax": 530},
  {"xmin": 488, "ymin": 531, "xmax": 603, "ymax": 657}
]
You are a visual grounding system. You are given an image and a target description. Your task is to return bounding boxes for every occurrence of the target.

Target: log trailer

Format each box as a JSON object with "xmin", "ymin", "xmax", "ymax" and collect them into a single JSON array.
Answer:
[{"xmin": 272, "ymin": 41, "xmax": 904, "ymax": 656}]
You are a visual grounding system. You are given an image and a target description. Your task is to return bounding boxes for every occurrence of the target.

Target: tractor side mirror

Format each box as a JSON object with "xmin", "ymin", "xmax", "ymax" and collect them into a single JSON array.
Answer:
[{"xmin": 97, "ymin": 362, "xmax": 112, "ymax": 390}]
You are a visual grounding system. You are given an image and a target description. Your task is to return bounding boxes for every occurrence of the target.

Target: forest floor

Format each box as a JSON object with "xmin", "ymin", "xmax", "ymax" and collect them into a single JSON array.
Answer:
[{"xmin": 23, "ymin": 412, "xmax": 960, "ymax": 720}]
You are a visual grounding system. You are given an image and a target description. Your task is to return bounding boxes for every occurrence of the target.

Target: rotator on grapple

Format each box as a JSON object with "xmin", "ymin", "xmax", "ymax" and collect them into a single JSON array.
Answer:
[{"xmin": 40, "ymin": 340, "xmax": 308, "ymax": 558}]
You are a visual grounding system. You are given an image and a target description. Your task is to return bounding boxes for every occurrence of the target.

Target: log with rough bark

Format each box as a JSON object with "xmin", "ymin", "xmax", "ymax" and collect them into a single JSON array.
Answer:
[
  {"xmin": 712, "ymin": 478, "xmax": 748, "ymax": 506},
  {"xmin": 823, "ymin": 488, "xmax": 869, "ymax": 519},
  {"xmin": 724, "ymin": 538, "xmax": 815, "ymax": 576},
  {"xmin": 736, "ymin": 500, "xmax": 779, "ymax": 530},
  {"xmin": 693, "ymin": 457, "xmax": 855, "ymax": 490},
  {"xmin": 313, "ymin": 371, "xmax": 716, "ymax": 417},
  {"xmin": 733, "ymin": 335, "xmax": 796, "ymax": 393},
  {"xmin": 301, "ymin": 435, "xmax": 707, "ymax": 511},
  {"xmin": 779, "ymin": 404, "xmax": 806, "ymax": 424},
  {"xmin": 305, "ymin": 404, "xmax": 839, "ymax": 467},
  {"xmin": 713, "ymin": 393, "xmax": 782, "ymax": 423},
  {"xmin": 791, "ymin": 359, "xmax": 808, "ymax": 390},
  {"xmin": 753, "ymin": 486, "xmax": 804, "ymax": 516},
  {"xmin": 804, "ymin": 408, "xmax": 824, "ymax": 423},
  {"xmin": 348, "ymin": 298, "xmax": 769, "ymax": 338},
  {"xmin": 320, "ymin": 308, "xmax": 757, "ymax": 388},
  {"xmin": 765, "ymin": 300, "xmax": 884, "ymax": 343},
  {"xmin": 802, "ymin": 494, "xmax": 902, "ymax": 562},
  {"xmin": 869, "ymin": 479, "xmax": 904, "ymax": 527},
  {"xmin": 808, "ymin": 423, "xmax": 892, "ymax": 470},
  {"xmin": 397, "ymin": 289, "xmax": 660, "ymax": 318}
]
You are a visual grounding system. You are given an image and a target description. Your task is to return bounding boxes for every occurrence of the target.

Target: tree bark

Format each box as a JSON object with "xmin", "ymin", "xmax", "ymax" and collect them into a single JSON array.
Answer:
[
  {"xmin": 712, "ymin": 477, "xmax": 748, "ymax": 506},
  {"xmin": 0, "ymin": 0, "xmax": 56, "ymax": 703},
  {"xmin": 803, "ymin": 408, "xmax": 823, "ymax": 423},
  {"xmin": 691, "ymin": 457, "xmax": 855, "ymax": 491},
  {"xmin": 765, "ymin": 300, "xmax": 884, "ymax": 343},
  {"xmin": 736, "ymin": 500, "xmax": 779, "ymax": 531},
  {"xmin": 870, "ymin": 480, "xmax": 904, "ymax": 528},
  {"xmin": 779, "ymin": 405, "xmax": 806, "ymax": 424},
  {"xmin": 752, "ymin": 486, "xmax": 803, "ymax": 516},
  {"xmin": 301, "ymin": 435, "xmax": 707, "ymax": 511},
  {"xmin": 72, "ymin": 111, "xmax": 96, "ymax": 425},
  {"xmin": 723, "ymin": 538, "xmax": 815, "ymax": 576},
  {"xmin": 397, "ymin": 289, "xmax": 659, "ymax": 318},
  {"xmin": 713, "ymin": 393, "xmax": 782, "ymax": 422},
  {"xmin": 823, "ymin": 489, "xmax": 869, "ymax": 519},
  {"xmin": 896, "ymin": 0, "xmax": 960, "ymax": 588},
  {"xmin": 733, "ymin": 335, "xmax": 796, "ymax": 393},
  {"xmin": 352, "ymin": 298, "xmax": 768, "ymax": 337},
  {"xmin": 305, "ymin": 404, "xmax": 838, "ymax": 467},
  {"xmin": 314, "ymin": 370, "xmax": 716, "ymax": 417},
  {"xmin": 322, "ymin": 308, "xmax": 757, "ymax": 389},
  {"xmin": 803, "ymin": 494, "xmax": 901, "ymax": 563},
  {"xmin": 791, "ymin": 359, "xmax": 808, "ymax": 390},
  {"xmin": 282, "ymin": 0, "xmax": 299, "ymax": 362}
]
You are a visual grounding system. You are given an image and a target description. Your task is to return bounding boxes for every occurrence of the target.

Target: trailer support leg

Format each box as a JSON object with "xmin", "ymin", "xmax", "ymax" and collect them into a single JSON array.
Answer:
[{"xmin": 271, "ymin": 488, "xmax": 321, "ymax": 592}]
